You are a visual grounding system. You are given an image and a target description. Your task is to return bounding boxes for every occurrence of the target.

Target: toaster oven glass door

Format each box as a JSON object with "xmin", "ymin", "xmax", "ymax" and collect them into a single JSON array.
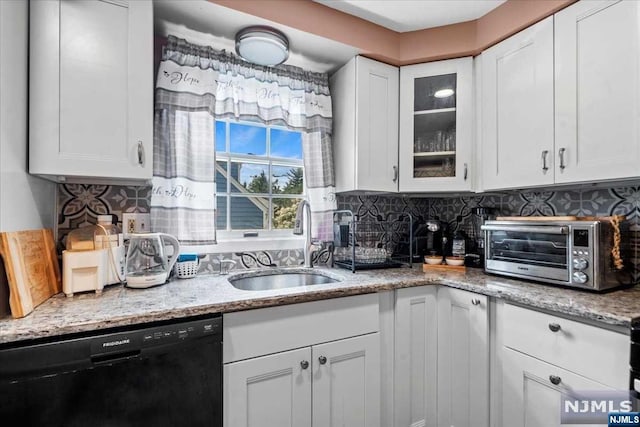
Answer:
[{"xmin": 485, "ymin": 225, "xmax": 569, "ymax": 281}]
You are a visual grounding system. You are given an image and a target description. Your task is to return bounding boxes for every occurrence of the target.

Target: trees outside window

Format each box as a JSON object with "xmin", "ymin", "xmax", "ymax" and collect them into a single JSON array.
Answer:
[{"xmin": 215, "ymin": 120, "xmax": 305, "ymax": 234}]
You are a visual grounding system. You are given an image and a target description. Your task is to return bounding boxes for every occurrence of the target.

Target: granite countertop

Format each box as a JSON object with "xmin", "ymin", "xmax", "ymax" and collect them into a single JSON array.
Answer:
[{"xmin": 1, "ymin": 266, "xmax": 639, "ymax": 344}]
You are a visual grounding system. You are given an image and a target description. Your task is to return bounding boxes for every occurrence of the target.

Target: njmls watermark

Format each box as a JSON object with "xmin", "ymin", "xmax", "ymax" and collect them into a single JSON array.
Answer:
[
  {"xmin": 608, "ymin": 412, "xmax": 640, "ymax": 427},
  {"xmin": 561, "ymin": 390, "xmax": 639, "ymax": 425}
]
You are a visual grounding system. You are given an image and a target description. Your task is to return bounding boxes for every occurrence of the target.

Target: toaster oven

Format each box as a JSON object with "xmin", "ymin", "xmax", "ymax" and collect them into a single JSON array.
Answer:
[{"xmin": 481, "ymin": 219, "xmax": 630, "ymax": 291}]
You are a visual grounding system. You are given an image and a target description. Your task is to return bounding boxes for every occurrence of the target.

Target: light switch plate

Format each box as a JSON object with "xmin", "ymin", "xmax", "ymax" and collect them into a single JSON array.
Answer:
[{"xmin": 122, "ymin": 213, "xmax": 150, "ymax": 239}]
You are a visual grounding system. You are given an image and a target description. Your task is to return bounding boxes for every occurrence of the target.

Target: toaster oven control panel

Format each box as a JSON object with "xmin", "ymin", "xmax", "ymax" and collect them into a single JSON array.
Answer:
[{"xmin": 570, "ymin": 226, "xmax": 594, "ymax": 287}]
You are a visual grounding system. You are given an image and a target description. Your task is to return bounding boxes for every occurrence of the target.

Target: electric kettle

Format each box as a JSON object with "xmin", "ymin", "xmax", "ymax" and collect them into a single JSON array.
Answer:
[{"xmin": 125, "ymin": 233, "xmax": 180, "ymax": 288}]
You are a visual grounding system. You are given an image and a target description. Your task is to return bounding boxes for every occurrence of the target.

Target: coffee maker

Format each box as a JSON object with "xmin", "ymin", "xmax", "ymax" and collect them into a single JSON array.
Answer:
[{"xmin": 413, "ymin": 220, "xmax": 448, "ymax": 258}]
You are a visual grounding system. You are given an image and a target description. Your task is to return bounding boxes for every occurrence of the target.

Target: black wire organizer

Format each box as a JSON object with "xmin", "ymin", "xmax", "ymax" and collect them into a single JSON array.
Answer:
[{"xmin": 332, "ymin": 210, "xmax": 414, "ymax": 273}]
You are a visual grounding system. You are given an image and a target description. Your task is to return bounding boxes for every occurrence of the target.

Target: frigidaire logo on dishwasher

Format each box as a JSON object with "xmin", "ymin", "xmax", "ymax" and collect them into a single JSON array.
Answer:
[{"xmin": 102, "ymin": 338, "xmax": 130, "ymax": 348}]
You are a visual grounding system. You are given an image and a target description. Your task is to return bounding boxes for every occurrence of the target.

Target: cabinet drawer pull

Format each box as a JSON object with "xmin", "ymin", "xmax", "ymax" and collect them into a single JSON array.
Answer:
[
  {"xmin": 471, "ymin": 298, "xmax": 481, "ymax": 306},
  {"xmin": 392, "ymin": 165, "xmax": 398, "ymax": 183},
  {"xmin": 463, "ymin": 163, "xmax": 468, "ymax": 181},
  {"xmin": 137, "ymin": 141, "xmax": 145, "ymax": 166},
  {"xmin": 300, "ymin": 360, "xmax": 309, "ymax": 370},
  {"xmin": 318, "ymin": 356, "xmax": 327, "ymax": 365},
  {"xmin": 549, "ymin": 375, "xmax": 562, "ymax": 385},
  {"xmin": 541, "ymin": 150, "xmax": 549, "ymax": 172},
  {"xmin": 558, "ymin": 147, "xmax": 566, "ymax": 170},
  {"xmin": 548, "ymin": 323, "xmax": 561, "ymax": 332}
]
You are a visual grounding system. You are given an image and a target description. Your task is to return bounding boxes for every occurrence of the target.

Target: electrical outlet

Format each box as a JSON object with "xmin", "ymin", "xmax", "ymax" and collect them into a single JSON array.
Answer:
[
  {"xmin": 138, "ymin": 214, "xmax": 149, "ymax": 233},
  {"xmin": 122, "ymin": 213, "xmax": 150, "ymax": 239}
]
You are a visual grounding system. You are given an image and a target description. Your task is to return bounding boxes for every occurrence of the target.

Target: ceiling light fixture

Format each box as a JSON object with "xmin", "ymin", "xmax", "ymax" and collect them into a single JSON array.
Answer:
[
  {"xmin": 434, "ymin": 88, "xmax": 455, "ymax": 98},
  {"xmin": 235, "ymin": 25, "xmax": 289, "ymax": 66}
]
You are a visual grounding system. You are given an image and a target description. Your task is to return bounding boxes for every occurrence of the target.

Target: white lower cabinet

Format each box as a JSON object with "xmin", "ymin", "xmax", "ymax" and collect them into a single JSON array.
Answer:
[
  {"xmin": 225, "ymin": 334, "xmax": 379, "ymax": 427},
  {"xmin": 500, "ymin": 303, "xmax": 629, "ymax": 427},
  {"xmin": 394, "ymin": 286, "xmax": 489, "ymax": 427},
  {"xmin": 312, "ymin": 334, "xmax": 380, "ymax": 427},
  {"xmin": 502, "ymin": 347, "xmax": 611, "ymax": 427},
  {"xmin": 225, "ymin": 287, "xmax": 629, "ymax": 427},
  {"xmin": 225, "ymin": 347, "xmax": 312, "ymax": 427},
  {"xmin": 437, "ymin": 287, "xmax": 489, "ymax": 427},
  {"xmin": 394, "ymin": 286, "xmax": 438, "ymax": 427},
  {"xmin": 223, "ymin": 294, "xmax": 381, "ymax": 427}
]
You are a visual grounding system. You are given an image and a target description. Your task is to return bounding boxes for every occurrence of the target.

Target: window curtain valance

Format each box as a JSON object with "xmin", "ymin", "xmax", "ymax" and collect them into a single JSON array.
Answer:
[{"xmin": 151, "ymin": 35, "xmax": 336, "ymax": 242}]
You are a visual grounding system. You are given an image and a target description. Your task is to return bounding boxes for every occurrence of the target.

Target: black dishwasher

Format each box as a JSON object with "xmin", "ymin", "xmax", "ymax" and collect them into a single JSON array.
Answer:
[{"xmin": 0, "ymin": 314, "xmax": 222, "ymax": 427}]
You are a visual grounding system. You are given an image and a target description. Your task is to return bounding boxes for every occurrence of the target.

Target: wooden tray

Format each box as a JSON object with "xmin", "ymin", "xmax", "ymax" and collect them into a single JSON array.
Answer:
[
  {"xmin": 423, "ymin": 263, "xmax": 466, "ymax": 272},
  {"xmin": 0, "ymin": 229, "xmax": 61, "ymax": 318}
]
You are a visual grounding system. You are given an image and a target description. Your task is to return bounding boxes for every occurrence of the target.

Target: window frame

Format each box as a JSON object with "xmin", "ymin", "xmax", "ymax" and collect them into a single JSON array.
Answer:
[{"xmin": 214, "ymin": 119, "xmax": 306, "ymax": 242}]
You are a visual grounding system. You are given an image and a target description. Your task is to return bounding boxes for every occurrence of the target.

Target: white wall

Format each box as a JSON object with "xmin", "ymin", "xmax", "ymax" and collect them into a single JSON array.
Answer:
[{"xmin": 0, "ymin": 0, "xmax": 56, "ymax": 232}]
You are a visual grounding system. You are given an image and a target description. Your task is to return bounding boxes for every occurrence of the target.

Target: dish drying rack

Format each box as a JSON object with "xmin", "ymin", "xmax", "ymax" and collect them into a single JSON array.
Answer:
[{"xmin": 332, "ymin": 210, "xmax": 414, "ymax": 272}]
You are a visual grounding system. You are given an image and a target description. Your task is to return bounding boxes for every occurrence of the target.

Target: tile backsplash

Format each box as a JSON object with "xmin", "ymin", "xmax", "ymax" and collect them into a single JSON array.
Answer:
[
  {"xmin": 427, "ymin": 186, "xmax": 640, "ymax": 281},
  {"xmin": 56, "ymin": 183, "xmax": 640, "ymax": 278},
  {"xmin": 56, "ymin": 183, "xmax": 307, "ymax": 272}
]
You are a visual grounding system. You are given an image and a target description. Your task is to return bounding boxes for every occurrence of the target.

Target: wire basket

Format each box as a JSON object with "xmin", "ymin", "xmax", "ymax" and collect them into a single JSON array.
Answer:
[
  {"xmin": 175, "ymin": 260, "xmax": 200, "ymax": 279},
  {"xmin": 332, "ymin": 210, "xmax": 414, "ymax": 272}
]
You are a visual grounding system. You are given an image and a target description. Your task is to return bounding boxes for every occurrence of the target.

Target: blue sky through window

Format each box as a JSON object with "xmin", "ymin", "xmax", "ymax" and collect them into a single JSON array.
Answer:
[
  {"xmin": 215, "ymin": 121, "xmax": 226, "ymax": 152},
  {"xmin": 214, "ymin": 120, "xmax": 304, "ymax": 232},
  {"xmin": 271, "ymin": 128, "xmax": 302, "ymax": 159},
  {"xmin": 215, "ymin": 120, "xmax": 301, "ymax": 159},
  {"xmin": 229, "ymin": 122, "xmax": 267, "ymax": 156}
]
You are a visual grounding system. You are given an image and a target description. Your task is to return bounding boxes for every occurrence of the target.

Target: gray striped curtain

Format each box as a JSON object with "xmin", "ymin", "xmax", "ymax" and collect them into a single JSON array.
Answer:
[{"xmin": 151, "ymin": 36, "xmax": 336, "ymax": 243}]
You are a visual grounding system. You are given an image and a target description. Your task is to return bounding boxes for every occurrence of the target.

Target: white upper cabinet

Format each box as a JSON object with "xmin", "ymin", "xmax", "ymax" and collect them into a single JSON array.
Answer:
[
  {"xmin": 29, "ymin": 0, "xmax": 153, "ymax": 184},
  {"xmin": 331, "ymin": 56, "xmax": 399, "ymax": 193},
  {"xmin": 399, "ymin": 57, "xmax": 473, "ymax": 192},
  {"xmin": 554, "ymin": 0, "xmax": 640, "ymax": 183},
  {"xmin": 481, "ymin": 17, "xmax": 555, "ymax": 190},
  {"xmin": 480, "ymin": 0, "xmax": 640, "ymax": 190}
]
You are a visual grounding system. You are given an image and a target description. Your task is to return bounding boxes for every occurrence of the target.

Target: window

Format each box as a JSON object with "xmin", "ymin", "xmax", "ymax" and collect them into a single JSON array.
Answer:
[{"xmin": 215, "ymin": 120, "xmax": 304, "ymax": 238}]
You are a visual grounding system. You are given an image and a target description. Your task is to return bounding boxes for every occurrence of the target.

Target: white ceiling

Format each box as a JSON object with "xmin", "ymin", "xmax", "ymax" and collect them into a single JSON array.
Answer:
[
  {"xmin": 153, "ymin": 0, "xmax": 358, "ymax": 73},
  {"xmin": 313, "ymin": 0, "xmax": 507, "ymax": 32}
]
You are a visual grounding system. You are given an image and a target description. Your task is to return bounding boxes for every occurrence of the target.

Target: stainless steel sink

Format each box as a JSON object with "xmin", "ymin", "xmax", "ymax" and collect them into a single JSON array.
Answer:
[{"xmin": 228, "ymin": 270, "xmax": 340, "ymax": 291}]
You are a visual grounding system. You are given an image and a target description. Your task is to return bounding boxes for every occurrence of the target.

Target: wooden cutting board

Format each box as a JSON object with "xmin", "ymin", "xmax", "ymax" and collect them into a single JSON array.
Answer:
[
  {"xmin": 0, "ymin": 229, "xmax": 61, "ymax": 318},
  {"xmin": 423, "ymin": 263, "xmax": 466, "ymax": 272},
  {"xmin": 496, "ymin": 216, "xmax": 578, "ymax": 221}
]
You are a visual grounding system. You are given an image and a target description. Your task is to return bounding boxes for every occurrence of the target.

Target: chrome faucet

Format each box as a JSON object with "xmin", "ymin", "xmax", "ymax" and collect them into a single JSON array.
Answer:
[{"xmin": 293, "ymin": 200, "xmax": 319, "ymax": 268}]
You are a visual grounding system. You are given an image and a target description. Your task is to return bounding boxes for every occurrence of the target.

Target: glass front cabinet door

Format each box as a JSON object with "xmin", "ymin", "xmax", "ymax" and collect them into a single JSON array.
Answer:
[{"xmin": 399, "ymin": 58, "xmax": 473, "ymax": 192}]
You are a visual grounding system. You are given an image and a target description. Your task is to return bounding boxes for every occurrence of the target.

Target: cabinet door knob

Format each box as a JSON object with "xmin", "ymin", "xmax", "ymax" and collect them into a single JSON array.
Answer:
[
  {"xmin": 318, "ymin": 356, "xmax": 327, "ymax": 365},
  {"xmin": 558, "ymin": 147, "xmax": 566, "ymax": 170},
  {"xmin": 463, "ymin": 163, "xmax": 468, "ymax": 181},
  {"xmin": 300, "ymin": 360, "xmax": 309, "ymax": 370},
  {"xmin": 541, "ymin": 150, "xmax": 549, "ymax": 172},
  {"xmin": 392, "ymin": 165, "xmax": 398, "ymax": 183},
  {"xmin": 137, "ymin": 141, "xmax": 145, "ymax": 166},
  {"xmin": 471, "ymin": 298, "xmax": 481, "ymax": 306},
  {"xmin": 548, "ymin": 323, "xmax": 561, "ymax": 332},
  {"xmin": 549, "ymin": 375, "xmax": 562, "ymax": 385}
]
